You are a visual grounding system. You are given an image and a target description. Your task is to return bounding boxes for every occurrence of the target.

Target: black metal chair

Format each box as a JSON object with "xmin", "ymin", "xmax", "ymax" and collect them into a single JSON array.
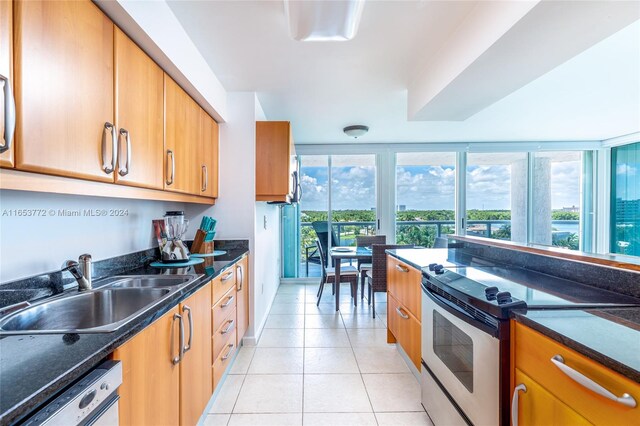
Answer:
[
  {"xmin": 315, "ymin": 239, "xmax": 359, "ymax": 306},
  {"xmin": 311, "ymin": 221, "xmax": 340, "ymax": 266},
  {"xmin": 355, "ymin": 235, "xmax": 386, "ymax": 301}
]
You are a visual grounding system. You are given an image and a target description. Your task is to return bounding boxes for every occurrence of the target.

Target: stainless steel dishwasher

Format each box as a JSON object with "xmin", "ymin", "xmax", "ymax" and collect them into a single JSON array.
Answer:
[{"xmin": 22, "ymin": 360, "xmax": 122, "ymax": 426}]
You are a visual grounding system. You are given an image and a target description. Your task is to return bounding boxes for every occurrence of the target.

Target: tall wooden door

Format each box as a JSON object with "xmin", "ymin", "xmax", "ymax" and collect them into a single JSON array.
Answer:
[
  {"xmin": 0, "ymin": 0, "xmax": 14, "ymax": 168},
  {"xmin": 14, "ymin": 0, "xmax": 115, "ymax": 182},
  {"xmin": 114, "ymin": 28, "xmax": 164, "ymax": 189},
  {"xmin": 179, "ymin": 283, "xmax": 213, "ymax": 426},
  {"xmin": 200, "ymin": 109, "xmax": 219, "ymax": 198},
  {"xmin": 236, "ymin": 255, "xmax": 250, "ymax": 344},
  {"xmin": 164, "ymin": 75, "xmax": 200, "ymax": 194},
  {"xmin": 112, "ymin": 307, "xmax": 181, "ymax": 426}
]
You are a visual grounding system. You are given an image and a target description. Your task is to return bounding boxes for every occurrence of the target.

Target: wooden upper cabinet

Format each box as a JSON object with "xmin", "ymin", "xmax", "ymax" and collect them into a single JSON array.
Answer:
[
  {"xmin": 200, "ymin": 109, "xmax": 219, "ymax": 198},
  {"xmin": 114, "ymin": 28, "xmax": 164, "ymax": 190},
  {"xmin": 14, "ymin": 0, "xmax": 115, "ymax": 182},
  {"xmin": 164, "ymin": 75, "xmax": 200, "ymax": 195},
  {"xmin": 0, "ymin": 0, "xmax": 14, "ymax": 168},
  {"xmin": 179, "ymin": 283, "xmax": 212, "ymax": 426},
  {"xmin": 256, "ymin": 121, "xmax": 296, "ymax": 202},
  {"xmin": 112, "ymin": 307, "xmax": 181, "ymax": 426}
]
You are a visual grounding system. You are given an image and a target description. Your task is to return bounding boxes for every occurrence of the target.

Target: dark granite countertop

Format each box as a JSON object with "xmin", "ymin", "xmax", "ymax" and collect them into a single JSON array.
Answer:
[
  {"xmin": 385, "ymin": 248, "xmax": 454, "ymax": 270},
  {"xmin": 0, "ymin": 248, "xmax": 248, "ymax": 425},
  {"xmin": 511, "ymin": 308, "xmax": 640, "ymax": 383}
]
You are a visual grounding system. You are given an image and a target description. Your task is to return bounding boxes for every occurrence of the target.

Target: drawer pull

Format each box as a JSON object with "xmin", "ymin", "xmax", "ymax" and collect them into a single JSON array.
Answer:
[
  {"xmin": 221, "ymin": 295, "xmax": 235, "ymax": 308},
  {"xmin": 221, "ymin": 319, "xmax": 235, "ymax": 334},
  {"xmin": 551, "ymin": 355, "xmax": 637, "ymax": 408},
  {"xmin": 395, "ymin": 306, "xmax": 409, "ymax": 319},
  {"xmin": 395, "ymin": 264, "xmax": 409, "ymax": 273},
  {"xmin": 221, "ymin": 272, "xmax": 234, "ymax": 282},
  {"xmin": 511, "ymin": 384, "xmax": 527, "ymax": 426},
  {"xmin": 221, "ymin": 343, "xmax": 234, "ymax": 360}
]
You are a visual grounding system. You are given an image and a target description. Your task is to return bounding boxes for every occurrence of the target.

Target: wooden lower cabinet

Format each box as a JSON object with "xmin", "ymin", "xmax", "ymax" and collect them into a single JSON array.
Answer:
[
  {"xmin": 512, "ymin": 322, "xmax": 640, "ymax": 425},
  {"xmin": 213, "ymin": 329, "xmax": 237, "ymax": 389},
  {"xmin": 386, "ymin": 255, "xmax": 421, "ymax": 320},
  {"xmin": 513, "ymin": 368, "xmax": 590, "ymax": 426},
  {"xmin": 179, "ymin": 284, "xmax": 212, "ymax": 426},
  {"xmin": 387, "ymin": 292, "xmax": 421, "ymax": 370},
  {"xmin": 235, "ymin": 255, "xmax": 249, "ymax": 345},
  {"xmin": 112, "ymin": 307, "xmax": 181, "ymax": 426}
]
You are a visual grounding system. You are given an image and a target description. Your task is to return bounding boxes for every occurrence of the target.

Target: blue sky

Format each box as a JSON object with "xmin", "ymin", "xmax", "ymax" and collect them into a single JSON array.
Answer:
[{"xmin": 300, "ymin": 161, "xmax": 583, "ymax": 211}]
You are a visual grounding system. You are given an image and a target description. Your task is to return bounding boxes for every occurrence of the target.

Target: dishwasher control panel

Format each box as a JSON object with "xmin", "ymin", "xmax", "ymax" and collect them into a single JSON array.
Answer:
[{"xmin": 23, "ymin": 360, "xmax": 122, "ymax": 426}]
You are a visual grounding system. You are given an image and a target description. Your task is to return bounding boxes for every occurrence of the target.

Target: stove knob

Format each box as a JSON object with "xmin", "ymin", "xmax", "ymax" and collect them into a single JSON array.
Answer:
[
  {"xmin": 434, "ymin": 264, "xmax": 445, "ymax": 274},
  {"xmin": 428, "ymin": 263, "xmax": 438, "ymax": 271},
  {"xmin": 484, "ymin": 286, "xmax": 499, "ymax": 300},
  {"xmin": 496, "ymin": 291, "xmax": 513, "ymax": 305}
]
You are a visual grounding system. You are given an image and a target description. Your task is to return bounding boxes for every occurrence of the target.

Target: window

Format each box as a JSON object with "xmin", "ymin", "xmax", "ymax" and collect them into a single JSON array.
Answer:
[
  {"xmin": 466, "ymin": 153, "xmax": 528, "ymax": 243},
  {"xmin": 396, "ymin": 152, "xmax": 455, "ymax": 246},
  {"xmin": 611, "ymin": 142, "xmax": 640, "ymax": 256},
  {"xmin": 531, "ymin": 152, "xmax": 582, "ymax": 250}
]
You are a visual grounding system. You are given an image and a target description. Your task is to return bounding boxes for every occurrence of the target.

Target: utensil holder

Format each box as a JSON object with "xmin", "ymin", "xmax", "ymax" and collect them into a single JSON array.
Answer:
[{"xmin": 192, "ymin": 229, "xmax": 207, "ymax": 254}]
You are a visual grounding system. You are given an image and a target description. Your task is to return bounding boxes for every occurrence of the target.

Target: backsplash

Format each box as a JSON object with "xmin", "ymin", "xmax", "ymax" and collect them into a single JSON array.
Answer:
[{"xmin": 448, "ymin": 237, "xmax": 640, "ymax": 298}]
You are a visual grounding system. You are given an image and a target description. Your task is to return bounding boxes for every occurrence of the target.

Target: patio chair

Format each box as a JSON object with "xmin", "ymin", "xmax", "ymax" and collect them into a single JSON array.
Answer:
[
  {"xmin": 311, "ymin": 221, "xmax": 340, "ymax": 266},
  {"xmin": 315, "ymin": 239, "xmax": 359, "ymax": 306},
  {"xmin": 366, "ymin": 244, "xmax": 415, "ymax": 318},
  {"xmin": 355, "ymin": 235, "xmax": 386, "ymax": 301}
]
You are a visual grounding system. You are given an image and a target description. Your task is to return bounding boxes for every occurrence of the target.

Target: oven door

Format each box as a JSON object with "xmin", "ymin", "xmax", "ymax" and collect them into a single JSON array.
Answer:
[{"xmin": 421, "ymin": 286, "xmax": 500, "ymax": 426}]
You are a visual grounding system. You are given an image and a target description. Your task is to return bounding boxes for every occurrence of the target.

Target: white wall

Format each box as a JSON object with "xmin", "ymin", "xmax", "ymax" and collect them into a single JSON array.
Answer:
[{"xmin": 0, "ymin": 190, "xmax": 183, "ymax": 282}]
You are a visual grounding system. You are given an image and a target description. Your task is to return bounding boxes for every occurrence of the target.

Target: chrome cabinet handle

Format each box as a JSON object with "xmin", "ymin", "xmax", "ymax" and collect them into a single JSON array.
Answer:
[
  {"xmin": 236, "ymin": 264, "xmax": 243, "ymax": 291},
  {"xmin": 183, "ymin": 305, "xmax": 193, "ymax": 353},
  {"xmin": 221, "ymin": 343, "xmax": 234, "ymax": 361},
  {"xmin": 395, "ymin": 264, "xmax": 409, "ymax": 273},
  {"xmin": 551, "ymin": 355, "xmax": 637, "ymax": 408},
  {"xmin": 102, "ymin": 122, "xmax": 118, "ymax": 174},
  {"xmin": 166, "ymin": 150, "xmax": 175, "ymax": 185},
  {"xmin": 395, "ymin": 306, "xmax": 409, "ymax": 319},
  {"xmin": 222, "ymin": 271, "xmax": 234, "ymax": 282},
  {"xmin": 0, "ymin": 74, "xmax": 15, "ymax": 153},
  {"xmin": 172, "ymin": 313, "xmax": 184, "ymax": 365},
  {"xmin": 221, "ymin": 295, "xmax": 235, "ymax": 308},
  {"xmin": 221, "ymin": 319, "xmax": 235, "ymax": 335},
  {"xmin": 511, "ymin": 383, "xmax": 527, "ymax": 426},
  {"xmin": 201, "ymin": 165, "xmax": 207, "ymax": 192},
  {"xmin": 118, "ymin": 128, "xmax": 131, "ymax": 176}
]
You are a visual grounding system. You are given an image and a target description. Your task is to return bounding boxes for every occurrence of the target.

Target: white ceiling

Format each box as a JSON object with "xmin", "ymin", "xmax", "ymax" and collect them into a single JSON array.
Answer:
[{"xmin": 167, "ymin": 0, "xmax": 640, "ymax": 144}]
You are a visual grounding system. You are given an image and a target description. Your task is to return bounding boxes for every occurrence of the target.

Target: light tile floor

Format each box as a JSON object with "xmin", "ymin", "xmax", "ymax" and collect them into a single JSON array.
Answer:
[{"xmin": 201, "ymin": 282, "xmax": 433, "ymax": 426}]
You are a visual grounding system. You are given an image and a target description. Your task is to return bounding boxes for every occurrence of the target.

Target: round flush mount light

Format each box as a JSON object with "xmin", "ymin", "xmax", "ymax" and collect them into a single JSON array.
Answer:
[{"xmin": 343, "ymin": 125, "xmax": 369, "ymax": 138}]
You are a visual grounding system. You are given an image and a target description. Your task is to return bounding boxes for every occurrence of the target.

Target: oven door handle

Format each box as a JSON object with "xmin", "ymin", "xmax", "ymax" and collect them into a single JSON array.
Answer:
[{"xmin": 423, "ymin": 286, "xmax": 499, "ymax": 338}]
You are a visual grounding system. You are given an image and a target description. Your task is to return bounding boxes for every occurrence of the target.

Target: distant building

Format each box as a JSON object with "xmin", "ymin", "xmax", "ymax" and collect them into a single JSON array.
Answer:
[
  {"xmin": 560, "ymin": 205, "xmax": 579, "ymax": 213},
  {"xmin": 397, "ymin": 205, "xmax": 406, "ymax": 211},
  {"xmin": 615, "ymin": 198, "xmax": 640, "ymax": 222}
]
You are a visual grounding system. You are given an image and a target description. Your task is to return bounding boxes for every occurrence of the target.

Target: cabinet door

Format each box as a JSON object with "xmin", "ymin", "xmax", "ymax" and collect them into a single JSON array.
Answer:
[
  {"xmin": 179, "ymin": 283, "xmax": 213, "ymax": 426},
  {"xmin": 236, "ymin": 255, "xmax": 250, "ymax": 344},
  {"xmin": 15, "ymin": 0, "xmax": 115, "ymax": 182},
  {"xmin": 200, "ymin": 109, "xmax": 219, "ymax": 198},
  {"xmin": 114, "ymin": 28, "xmax": 164, "ymax": 189},
  {"xmin": 513, "ymin": 369, "xmax": 591, "ymax": 426},
  {"xmin": 164, "ymin": 75, "xmax": 200, "ymax": 194},
  {"xmin": 255, "ymin": 121, "xmax": 292, "ymax": 201},
  {"xmin": 112, "ymin": 307, "xmax": 181, "ymax": 426},
  {"xmin": 0, "ymin": 0, "xmax": 14, "ymax": 168},
  {"xmin": 386, "ymin": 256, "xmax": 421, "ymax": 320},
  {"xmin": 387, "ymin": 292, "xmax": 421, "ymax": 370}
]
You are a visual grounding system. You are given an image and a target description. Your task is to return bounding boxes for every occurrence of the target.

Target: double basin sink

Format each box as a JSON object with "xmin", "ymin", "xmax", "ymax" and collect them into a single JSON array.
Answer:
[{"xmin": 0, "ymin": 275, "xmax": 199, "ymax": 334}]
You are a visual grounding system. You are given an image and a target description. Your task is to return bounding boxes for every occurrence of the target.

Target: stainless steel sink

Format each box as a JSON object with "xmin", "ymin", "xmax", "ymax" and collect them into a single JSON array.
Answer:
[
  {"xmin": 100, "ymin": 275, "xmax": 195, "ymax": 289},
  {"xmin": 0, "ymin": 274, "xmax": 199, "ymax": 334}
]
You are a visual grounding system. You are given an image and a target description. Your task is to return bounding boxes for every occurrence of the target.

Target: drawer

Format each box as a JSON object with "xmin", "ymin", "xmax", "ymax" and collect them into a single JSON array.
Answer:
[
  {"xmin": 387, "ymin": 292, "xmax": 421, "ymax": 370},
  {"xmin": 212, "ymin": 307, "xmax": 237, "ymax": 361},
  {"xmin": 386, "ymin": 255, "xmax": 421, "ymax": 320},
  {"xmin": 514, "ymin": 322, "xmax": 640, "ymax": 425},
  {"xmin": 213, "ymin": 328, "xmax": 237, "ymax": 390},
  {"xmin": 212, "ymin": 287, "xmax": 236, "ymax": 332},
  {"xmin": 212, "ymin": 267, "xmax": 236, "ymax": 305}
]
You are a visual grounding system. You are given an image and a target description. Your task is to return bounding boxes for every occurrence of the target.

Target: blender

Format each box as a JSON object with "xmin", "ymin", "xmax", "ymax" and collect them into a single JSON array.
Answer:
[{"xmin": 161, "ymin": 211, "xmax": 190, "ymax": 262}]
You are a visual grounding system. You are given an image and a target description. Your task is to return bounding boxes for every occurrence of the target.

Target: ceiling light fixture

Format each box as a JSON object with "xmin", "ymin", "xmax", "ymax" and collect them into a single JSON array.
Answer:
[
  {"xmin": 343, "ymin": 125, "xmax": 369, "ymax": 138},
  {"xmin": 284, "ymin": 0, "xmax": 366, "ymax": 42}
]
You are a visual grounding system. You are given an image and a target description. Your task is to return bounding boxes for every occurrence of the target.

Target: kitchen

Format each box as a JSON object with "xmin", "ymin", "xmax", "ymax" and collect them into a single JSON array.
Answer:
[{"xmin": 0, "ymin": 1, "xmax": 639, "ymax": 426}]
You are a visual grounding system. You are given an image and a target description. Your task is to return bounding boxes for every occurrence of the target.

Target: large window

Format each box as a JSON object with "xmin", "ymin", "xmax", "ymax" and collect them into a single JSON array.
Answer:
[
  {"xmin": 611, "ymin": 142, "xmax": 640, "ymax": 256},
  {"xmin": 466, "ymin": 153, "xmax": 528, "ymax": 243},
  {"xmin": 531, "ymin": 152, "xmax": 582, "ymax": 250},
  {"xmin": 396, "ymin": 152, "xmax": 455, "ymax": 246}
]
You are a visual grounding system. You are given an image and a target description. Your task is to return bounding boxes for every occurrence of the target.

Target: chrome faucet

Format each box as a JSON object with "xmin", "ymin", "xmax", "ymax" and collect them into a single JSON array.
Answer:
[{"xmin": 61, "ymin": 254, "xmax": 92, "ymax": 291}]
